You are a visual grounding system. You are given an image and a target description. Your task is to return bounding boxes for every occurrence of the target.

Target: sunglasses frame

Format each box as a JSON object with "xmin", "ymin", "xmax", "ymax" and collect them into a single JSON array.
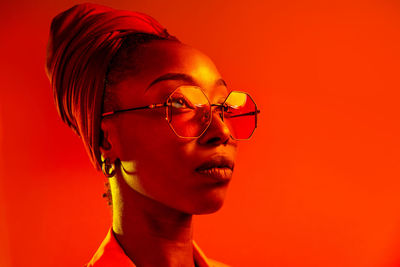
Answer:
[{"xmin": 101, "ymin": 86, "xmax": 260, "ymax": 140}]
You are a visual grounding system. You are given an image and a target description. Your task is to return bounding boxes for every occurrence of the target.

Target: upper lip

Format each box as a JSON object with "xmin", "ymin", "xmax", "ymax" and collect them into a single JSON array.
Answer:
[{"xmin": 195, "ymin": 155, "xmax": 235, "ymax": 172}]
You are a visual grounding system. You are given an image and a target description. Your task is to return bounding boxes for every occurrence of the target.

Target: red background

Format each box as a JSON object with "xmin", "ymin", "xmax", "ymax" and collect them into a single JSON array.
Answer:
[{"xmin": 1, "ymin": 0, "xmax": 400, "ymax": 266}]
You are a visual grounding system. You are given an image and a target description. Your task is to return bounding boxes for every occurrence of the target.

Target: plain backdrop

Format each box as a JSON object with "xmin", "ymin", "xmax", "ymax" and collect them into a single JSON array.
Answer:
[{"xmin": 1, "ymin": 0, "xmax": 400, "ymax": 266}]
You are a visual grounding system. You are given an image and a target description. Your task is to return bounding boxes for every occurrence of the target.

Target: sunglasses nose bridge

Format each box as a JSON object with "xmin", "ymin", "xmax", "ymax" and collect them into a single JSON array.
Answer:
[
  {"xmin": 206, "ymin": 104, "xmax": 230, "ymax": 131},
  {"xmin": 208, "ymin": 104, "xmax": 224, "ymax": 122}
]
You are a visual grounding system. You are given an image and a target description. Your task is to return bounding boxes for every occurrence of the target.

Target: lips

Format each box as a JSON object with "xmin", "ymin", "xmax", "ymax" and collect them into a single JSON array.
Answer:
[{"xmin": 195, "ymin": 156, "xmax": 234, "ymax": 181}]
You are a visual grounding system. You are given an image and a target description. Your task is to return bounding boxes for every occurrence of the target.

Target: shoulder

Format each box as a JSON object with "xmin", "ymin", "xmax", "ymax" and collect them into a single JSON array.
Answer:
[
  {"xmin": 193, "ymin": 240, "xmax": 231, "ymax": 267},
  {"xmin": 85, "ymin": 228, "xmax": 135, "ymax": 267},
  {"xmin": 208, "ymin": 258, "xmax": 231, "ymax": 267}
]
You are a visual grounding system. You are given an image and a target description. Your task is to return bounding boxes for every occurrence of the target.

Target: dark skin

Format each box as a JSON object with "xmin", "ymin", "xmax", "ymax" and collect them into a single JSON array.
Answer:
[{"xmin": 100, "ymin": 40, "xmax": 237, "ymax": 267}]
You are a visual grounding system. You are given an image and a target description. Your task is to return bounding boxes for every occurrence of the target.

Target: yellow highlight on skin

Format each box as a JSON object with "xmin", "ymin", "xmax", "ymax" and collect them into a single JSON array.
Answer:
[{"xmin": 191, "ymin": 65, "xmax": 216, "ymax": 87}]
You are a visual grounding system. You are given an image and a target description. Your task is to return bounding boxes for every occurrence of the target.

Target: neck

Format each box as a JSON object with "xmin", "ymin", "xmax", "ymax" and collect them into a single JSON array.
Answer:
[{"xmin": 110, "ymin": 177, "xmax": 195, "ymax": 267}]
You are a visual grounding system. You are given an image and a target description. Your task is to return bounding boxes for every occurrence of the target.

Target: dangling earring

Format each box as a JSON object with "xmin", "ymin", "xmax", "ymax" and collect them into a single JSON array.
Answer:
[{"xmin": 102, "ymin": 158, "xmax": 116, "ymax": 178}]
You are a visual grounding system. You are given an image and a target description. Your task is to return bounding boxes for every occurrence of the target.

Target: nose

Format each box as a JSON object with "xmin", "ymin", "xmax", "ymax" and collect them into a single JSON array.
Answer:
[{"xmin": 197, "ymin": 111, "xmax": 232, "ymax": 146}]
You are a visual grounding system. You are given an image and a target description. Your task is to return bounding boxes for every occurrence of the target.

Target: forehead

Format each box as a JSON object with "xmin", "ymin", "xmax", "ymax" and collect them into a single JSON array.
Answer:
[{"xmin": 114, "ymin": 41, "xmax": 227, "ymax": 105}]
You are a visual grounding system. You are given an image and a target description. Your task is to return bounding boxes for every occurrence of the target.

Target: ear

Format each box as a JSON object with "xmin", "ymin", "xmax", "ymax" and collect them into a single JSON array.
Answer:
[{"xmin": 99, "ymin": 119, "xmax": 117, "ymax": 163}]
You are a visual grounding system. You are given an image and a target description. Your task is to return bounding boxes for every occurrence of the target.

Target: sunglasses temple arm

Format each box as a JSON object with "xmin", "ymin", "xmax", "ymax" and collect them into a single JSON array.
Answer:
[
  {"xmin": 227, "ymin": 110, "xmax": 260, "ymax": 118},
  {"xmin": 102, "ymin": 103, "xmax": 167, "ymax": 117}
]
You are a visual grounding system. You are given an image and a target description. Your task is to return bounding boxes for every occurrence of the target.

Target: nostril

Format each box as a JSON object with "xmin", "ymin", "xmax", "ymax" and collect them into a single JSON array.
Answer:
[
  {"xmin": 205, "ymin": 136, "xmax": 230, "ymax": 145},
  {"xmin": 206, "ymin": 137, "xmax": 220, "ymax": 144}
]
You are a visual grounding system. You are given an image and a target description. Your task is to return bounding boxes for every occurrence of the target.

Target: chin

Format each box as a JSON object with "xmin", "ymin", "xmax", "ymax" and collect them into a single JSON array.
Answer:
[
  {"xmin": 193, "ymin": 201, "xmax": 225, "ymax": 215},
  {"xmin": 190, "ymin": 186, "xmax": 228, "ymax": 215}
]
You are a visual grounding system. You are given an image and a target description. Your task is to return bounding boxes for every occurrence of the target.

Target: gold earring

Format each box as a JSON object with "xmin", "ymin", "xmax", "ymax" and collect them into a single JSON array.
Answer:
[{"xmin": 102, "ymin": 158, "xmax": 116, "ymax": 178}]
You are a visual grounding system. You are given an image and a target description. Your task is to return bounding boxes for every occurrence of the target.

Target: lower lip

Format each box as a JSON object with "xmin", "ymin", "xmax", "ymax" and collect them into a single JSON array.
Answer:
[{"xmin": 195, "ymin": 167, "xmax": 233, "ymax": 181}]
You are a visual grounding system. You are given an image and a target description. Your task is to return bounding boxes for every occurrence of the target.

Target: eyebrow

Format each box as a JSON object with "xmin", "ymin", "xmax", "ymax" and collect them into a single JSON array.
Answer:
[{"xmin": 145, "ymin": 73, "xmax": 227, "ymax": 91}]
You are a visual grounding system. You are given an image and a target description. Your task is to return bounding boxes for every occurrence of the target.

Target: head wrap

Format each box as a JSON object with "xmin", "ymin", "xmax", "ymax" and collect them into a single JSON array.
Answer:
[{"xmin": 45, "ymin": 3, "xmax": 175, "ymax": 170}]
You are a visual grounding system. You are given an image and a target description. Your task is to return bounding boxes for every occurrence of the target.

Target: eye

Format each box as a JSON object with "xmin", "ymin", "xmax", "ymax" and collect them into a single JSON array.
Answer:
[
  {"xmin": 222, "ymin": 104, "xmax": 242, "ymax": 119},
  {"xmin": 170, "ymin": 95, "xmax": 195, "ymax": 109},
  {"xmin": 223, "ymin": 104, "xmax": 236, "ymax": 113}
]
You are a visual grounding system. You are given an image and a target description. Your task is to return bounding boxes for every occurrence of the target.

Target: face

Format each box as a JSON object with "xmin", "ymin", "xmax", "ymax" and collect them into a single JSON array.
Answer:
[{"xmin": 101, "ymin": 40, "xmax": 238, "ymax": 214}]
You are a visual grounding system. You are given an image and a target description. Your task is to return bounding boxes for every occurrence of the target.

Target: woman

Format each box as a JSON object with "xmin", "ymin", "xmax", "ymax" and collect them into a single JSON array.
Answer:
[{"xmin": 45, "ymin": 3, "xmax": 259, "ymax": 267}]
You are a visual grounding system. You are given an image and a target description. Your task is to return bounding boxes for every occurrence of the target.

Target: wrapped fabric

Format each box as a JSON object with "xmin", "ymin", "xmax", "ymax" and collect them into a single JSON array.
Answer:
[{"xmin": 45, "ymin": 3, "xmax": 175, "ymax": 170}]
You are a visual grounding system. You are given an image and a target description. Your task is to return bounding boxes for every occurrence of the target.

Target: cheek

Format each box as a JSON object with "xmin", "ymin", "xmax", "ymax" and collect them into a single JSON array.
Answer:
[
  {"xmin": 112, "ymin": 113, "xmax": 173, "ymax": 159},
  {"xmin": 112, "ymin": 115, "xmax": 193, "ymax": 189}
]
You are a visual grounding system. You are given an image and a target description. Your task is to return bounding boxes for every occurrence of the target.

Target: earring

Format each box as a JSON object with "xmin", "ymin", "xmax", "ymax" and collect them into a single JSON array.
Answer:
[{"xmin": 102, "ymin": 158, "xmax": 116, "ymax": 178}]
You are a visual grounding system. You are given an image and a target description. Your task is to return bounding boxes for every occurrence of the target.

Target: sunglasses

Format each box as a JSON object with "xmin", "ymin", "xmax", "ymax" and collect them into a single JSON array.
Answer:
[{"xmin": 102, "ymin": 86, "xmax": 260, "ymax": 140}]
